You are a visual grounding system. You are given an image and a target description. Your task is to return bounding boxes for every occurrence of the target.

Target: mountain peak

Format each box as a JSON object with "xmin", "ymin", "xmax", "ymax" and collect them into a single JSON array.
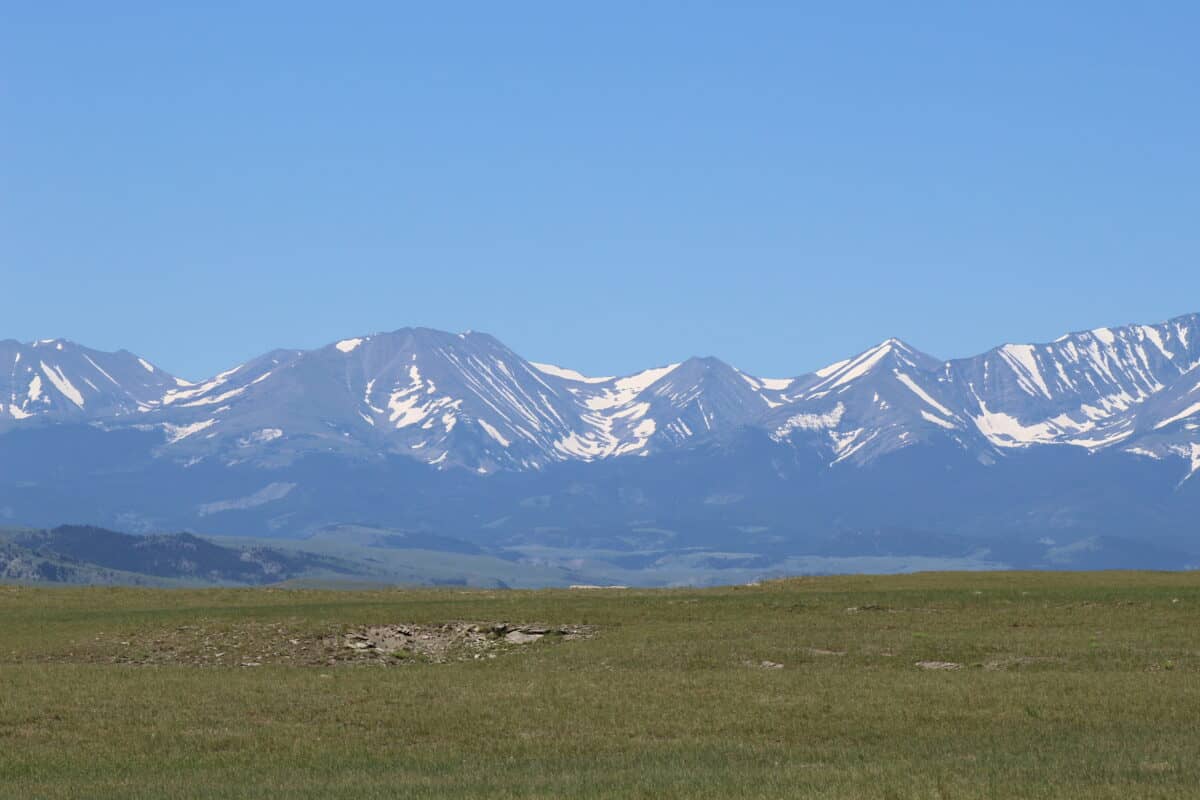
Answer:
[
  {"xmin": 875, "ymin": 337, "xmax": 909, "ymax": 350},
  {"xmin": 803, "ymin": 338, "xmax": 937, "ymax": 395}
]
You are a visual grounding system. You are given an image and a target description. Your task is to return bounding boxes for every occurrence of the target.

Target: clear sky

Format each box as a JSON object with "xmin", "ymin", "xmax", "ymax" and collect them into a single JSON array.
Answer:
[{"xmin": 3, "ymin": 3, "xmax": 1198, "ymax": 381}]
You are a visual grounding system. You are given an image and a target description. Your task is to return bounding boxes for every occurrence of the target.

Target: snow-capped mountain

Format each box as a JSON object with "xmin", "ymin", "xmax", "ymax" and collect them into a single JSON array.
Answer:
[
  {"xmin": 143, "ymin": 331, "xmax": 804, "ymax": 472},
  {"xmin": 542, "ymin": 356, "xmax": 780, "ymax": 459},
  {"xmin": 1120, "ymin": 363, "xmax": 1200, "ymax": 482},
  {"xmin": 947, "ymin": 316, "xmax": 1200, "ymax": 452},
  {"xmin": 6, "ymin": 313, "xmax": 1200, "ymax": 483},
  {"xmin": 146, "ymin": 329, "xmax": 590, "ymax": 472},
  {"xmin": 763, "ymin": 338, "xmax": 981, "ymax": 466},
  {"xmin": 754, "ymin": 314, "xmax": 1200, "ymax": 474},
  {"xmin": 0, "ymin": 338, "xmax": 181, "ymax": 427},
  {"xmin": 4, "ymin": 312, "xmax": 1200, "ymax": 573}
]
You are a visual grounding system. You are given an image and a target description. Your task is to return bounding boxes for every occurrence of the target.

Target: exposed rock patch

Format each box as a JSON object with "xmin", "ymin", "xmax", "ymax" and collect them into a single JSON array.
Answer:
[
  {"xmin": 743, "ymin": 659, "xmax": 785, "ymax": 670},
  {"xmin": 37, "ymin": 620, "xmax": 595, "ymax": 668},
  {"xmin": 339, "ymin": 622, "xmax": 595, "ymax": 663}
]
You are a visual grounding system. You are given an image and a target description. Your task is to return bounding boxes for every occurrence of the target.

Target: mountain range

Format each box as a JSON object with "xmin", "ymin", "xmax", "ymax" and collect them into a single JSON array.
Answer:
[{"xmin": 3, "ymin": 313, "xmax": 1199, "ymax": 584}]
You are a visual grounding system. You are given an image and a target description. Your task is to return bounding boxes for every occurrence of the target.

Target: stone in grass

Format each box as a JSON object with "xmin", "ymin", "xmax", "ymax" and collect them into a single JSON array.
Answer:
[
  {"xmin": 504, "ymin": 631, "xmax": 544, "ymax": 645},
  {"xmin": 743, "ymin": 659, "xmax": 784, "ymax": 669},
  {"xmin": 915, "ymin": 660, "xmax": 963, "ymax": 671}
]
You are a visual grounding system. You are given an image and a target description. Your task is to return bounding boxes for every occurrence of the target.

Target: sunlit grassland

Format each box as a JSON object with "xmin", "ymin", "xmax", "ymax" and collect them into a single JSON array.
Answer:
[{"xmin": 2, "ymin": 571, "xmax": 1198, "ymax": 798}]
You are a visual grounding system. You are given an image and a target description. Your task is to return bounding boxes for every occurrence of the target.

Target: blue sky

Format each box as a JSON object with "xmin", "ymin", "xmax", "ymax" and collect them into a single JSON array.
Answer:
[{"xmin": 3, "ymin": 3, "xmax": 1198, "ymax": 381}]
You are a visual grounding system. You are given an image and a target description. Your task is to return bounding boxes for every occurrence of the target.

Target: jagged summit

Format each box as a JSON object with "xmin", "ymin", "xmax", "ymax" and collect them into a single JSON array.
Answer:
[{"xmin": 4, "ymin": 312, "xmax": 1200, "ymax": 482}]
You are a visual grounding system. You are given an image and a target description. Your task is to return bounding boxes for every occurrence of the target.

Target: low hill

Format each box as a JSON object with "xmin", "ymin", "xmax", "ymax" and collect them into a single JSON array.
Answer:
[{"xmin": 0, "ymin": 525, "xmax": 359, "ymax": 586}]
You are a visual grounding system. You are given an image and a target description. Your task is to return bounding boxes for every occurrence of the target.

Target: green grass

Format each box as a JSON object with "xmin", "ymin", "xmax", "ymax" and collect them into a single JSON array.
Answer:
[{"xmin": 2, "ymin": 571, "xmax": 1199, "ymax": 798}]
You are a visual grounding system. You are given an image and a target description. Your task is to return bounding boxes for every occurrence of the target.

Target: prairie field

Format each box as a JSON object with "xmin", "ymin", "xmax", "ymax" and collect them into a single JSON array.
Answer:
[{"xmin": 2, "ymin": 571, "xmax": 1199, "ymax": 799}]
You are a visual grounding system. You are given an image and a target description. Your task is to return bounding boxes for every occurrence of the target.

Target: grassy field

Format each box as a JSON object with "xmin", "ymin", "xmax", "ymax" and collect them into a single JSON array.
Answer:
[{"xmin": 2, "ymin": 572, "xmax": 1198, "ymax": 798}]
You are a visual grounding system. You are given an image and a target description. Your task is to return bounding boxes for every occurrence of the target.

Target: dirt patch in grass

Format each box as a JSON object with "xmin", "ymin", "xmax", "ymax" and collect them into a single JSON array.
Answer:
[
  {"xmin": 342, "ymin": 622, "xmax": 595, "ymax": 664},
  {"xmin": 35, "ymin": 620, "xmax": 596, "ymax": 668}
]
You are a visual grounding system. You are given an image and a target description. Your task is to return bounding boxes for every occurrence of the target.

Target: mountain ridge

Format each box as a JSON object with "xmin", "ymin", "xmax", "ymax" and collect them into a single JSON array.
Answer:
[
  {"xmin": 3, "ymin": 309, "xmax": 1200, "ymax": 582},
  {"xmin": 4, "ymin": 313, "xmax": 1200, "ymax": 482}
]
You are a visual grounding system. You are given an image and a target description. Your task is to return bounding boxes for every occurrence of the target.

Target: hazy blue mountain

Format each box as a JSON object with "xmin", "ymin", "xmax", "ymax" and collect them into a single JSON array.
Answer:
[{"xmin": 2, "ymin": 312, "xmax": 1199, "ymax": 582}]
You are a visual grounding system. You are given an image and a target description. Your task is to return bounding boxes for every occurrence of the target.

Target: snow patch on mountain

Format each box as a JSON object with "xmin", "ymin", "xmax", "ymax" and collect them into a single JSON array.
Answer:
[
  {"xmin": 1155, "ymin": 401, "xmax": 1200, "ymax": 430},
  {"xmin": 165, "ymin": 419, "xmax": 217, "ymax": 443},
  {"xmin": 178, "ymin": 371, "xmax": 272, "ymax": 408},
  {"xmin": 997, "ymin": 344, "xmax": 1052, "ymax": 399},
  {"xmin": 238, "ymin": 428, "xmax": 283, "ymax": 446},
  {"xmin": 920, "ymin": 410, "xmax": 957, "ymax": 430},
  {"xmin": 973, "ymin": 401, "xmax": 1061, "ymax": 447},
  {"xmin": 82, "ymin": 354, "xmax": 120, "ymax": 386},
  {"xmin": 530, "ymin": 362, "xmax": 612, "ymax": 384},
  {"xmin": 584, "ymin": 364, "xmax": 680, "ymax": 411},
  {"xmin": 1140, "ymin": 325, "xmax": 1173, "ymax": 359},
  {"xmin": 477, "ymin": 418, "xmax": 511, "ymax": 447},
  {"xmin": 39, "ymin": 362, "xmax": 86, "ymax": 408},
  {"xmin": 387, "ymin": 367, "xmax": 460, "ymax": 431},
  {"xmin": 772, "ymin": 404, "xmax": 846, "ymax": 439},
  {"xmin": 814, "ymin": 358, "xmax": 851, "ymax": 378},
  {"xmin": 162, "ymin": 365, "xmax": 245, "ymax": 406},
  {"xmin": 894, "ymin": 371, "xmax": 957, "ymax": 419},
  {"xmin": 831, "ymin": 428, "xmax": 875, "ymax": 464},
  {"xmin": 827, "ymin": 342, "xmax": 894, "ymax": 389}
]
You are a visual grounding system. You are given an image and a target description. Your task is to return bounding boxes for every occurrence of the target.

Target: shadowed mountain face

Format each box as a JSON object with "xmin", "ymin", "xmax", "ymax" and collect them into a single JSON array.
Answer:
[{"xmin": 2, "ymin": 313, "xmax": 1200, "ymax": 575}]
